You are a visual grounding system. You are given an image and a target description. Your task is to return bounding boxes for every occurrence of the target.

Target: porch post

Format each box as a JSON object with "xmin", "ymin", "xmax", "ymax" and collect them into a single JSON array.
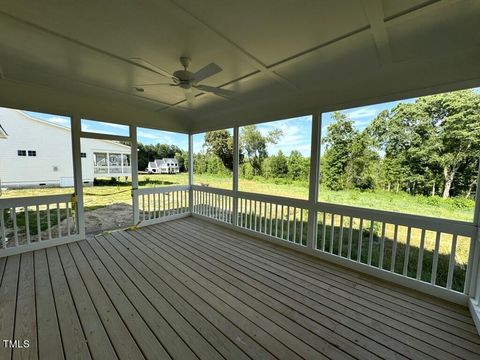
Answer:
[
  {"xmin": 232, "ymin": 126, "xmax": 239, "ymax": 226},
  {"xmin": 467, "ymin": 159, "xmax": 480, "ymax": 335},
  {"xmin": 306, "ymin": 112, "xmax": 321, "ymax": 249},
  {"xmin": 469, "ymin": 159, "xmax": 480, "ymax": 297},
  {"xmin": 188, "ymin": 133, "xmax": 194, "ymax": 213},
  {"xmin": 130, "ymin": 126, "xmax": 139, "ymax": 225},
  {"xmin": 70, "ymin": 115, "xmax": 85, "ymax": 238}
]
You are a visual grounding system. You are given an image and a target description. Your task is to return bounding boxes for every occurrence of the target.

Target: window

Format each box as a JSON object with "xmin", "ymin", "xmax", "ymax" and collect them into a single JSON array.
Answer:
[
  {"xmin": 318, "ymin": 87, "xmax": 480, "ymax": 222},
  {"xmin": 239, "ymin": 116, "xmax": 312, "ymax": 199},
  {"xmin": 193, "ymin": 128, "xmax": 233, "ymax": 190},
  {"xmin": 17, "ymin": 150, "xmax": 26, "ymax": 156},
  {"xmin": 28, "ymin": 150, "xmax": 36, "ymax": 157},
  {"xmin": 137, "ymin": 127, "xmax": 188, "ymax": 188},
  {"xmin": 81, "ymin": 152, "xmax": 87, "ymax": 158}
]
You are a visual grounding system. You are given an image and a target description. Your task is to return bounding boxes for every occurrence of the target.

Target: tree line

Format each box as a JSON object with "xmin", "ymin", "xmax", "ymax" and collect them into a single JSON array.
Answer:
[
  {"xmin": 323, "ymin": 89, "xmax": 480, "ymax": 198},
  {"xmin": 137, "ymin": 89, "xmax": 480, "ymax": 199}
]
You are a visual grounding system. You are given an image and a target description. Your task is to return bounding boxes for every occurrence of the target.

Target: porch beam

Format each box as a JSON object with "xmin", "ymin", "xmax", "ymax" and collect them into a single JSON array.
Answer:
[
  {"xmin": 306, "ymin": 112, "xmax": 321, "ymax": 249},
  {"xmin": 70, "ymin": 115, "xmax": 85, "ymax": 239},
  {"xmin": 130, "ymin": 126, "xmax": 139, "ymax": 225},
  {"xmin": 80, "ymin": 131, "xmax": 131, "ymax": 142}
]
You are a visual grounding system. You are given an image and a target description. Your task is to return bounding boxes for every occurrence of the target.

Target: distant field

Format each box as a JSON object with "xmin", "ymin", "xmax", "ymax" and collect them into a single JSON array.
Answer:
[{"xmin": 2, "ymin": 172, "xmax": 474, "ymax": 222}]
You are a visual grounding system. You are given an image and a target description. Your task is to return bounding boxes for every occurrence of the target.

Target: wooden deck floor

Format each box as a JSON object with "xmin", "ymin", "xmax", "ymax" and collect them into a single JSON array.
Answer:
[{"xmin": 1, "ymin": 217, "xmax": 480, "ymax": 360}]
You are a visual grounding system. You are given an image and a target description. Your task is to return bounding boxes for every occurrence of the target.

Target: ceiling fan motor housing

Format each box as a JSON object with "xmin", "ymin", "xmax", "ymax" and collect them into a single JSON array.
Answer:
[{"xmin": 173, "ymin": 69, "xmax": 194, "ymax": 88}]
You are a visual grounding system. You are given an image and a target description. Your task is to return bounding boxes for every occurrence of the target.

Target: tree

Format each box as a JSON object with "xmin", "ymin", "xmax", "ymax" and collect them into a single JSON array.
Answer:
[
  {"xmin": 204, "ymin": 130, "xmax": 234, "ymax": 171},
  {"xmin": 322, "ymin": 112, "xmax": 356, "ymax": 190},
  {"xmin": 288, "ymin": 150, "xmax": 309, "ymax": 181},
  {"xmin": 369, "ymin": 90, "xmax": 480, "ymax": 198},
  {"xmin": 419, "ymin": 90, "xmax": 480, "ymax": 198},
  {"xmin": 346, "ymin": 131, "xmax": 379, "ymax": 190},
  {"xmin": 240, "ymin": 125, "xmax": 282, "ymax": 175},
  {"xmin": 268, "ymin": 150, "xmax": 289, "ymax": 178}
]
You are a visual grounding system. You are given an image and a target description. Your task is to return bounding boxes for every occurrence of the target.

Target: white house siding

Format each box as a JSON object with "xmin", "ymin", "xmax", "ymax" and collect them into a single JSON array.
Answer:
[{"xmin": 0, "ymin": 108, "xmax": 130, "ymax": 188}]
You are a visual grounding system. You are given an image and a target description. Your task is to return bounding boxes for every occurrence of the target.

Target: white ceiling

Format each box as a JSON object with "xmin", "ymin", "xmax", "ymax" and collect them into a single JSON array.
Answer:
[{"xmin": 0, "ymin": 0, "xmax": 479, "ymax": 133}]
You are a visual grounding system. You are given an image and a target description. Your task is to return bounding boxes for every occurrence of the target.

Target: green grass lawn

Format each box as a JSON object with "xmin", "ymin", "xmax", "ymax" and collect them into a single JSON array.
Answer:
[
  {"xmin": 2, "ymin": 172, "xmax": 473, "ymax": 282},
  {"xmin": 2, "ymin": 172, "xmax": 473, "ymax": 221}
]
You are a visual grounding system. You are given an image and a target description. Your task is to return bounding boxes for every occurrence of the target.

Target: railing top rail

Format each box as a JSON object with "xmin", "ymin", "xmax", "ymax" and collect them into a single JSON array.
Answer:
[
  {"xmin": 0, "ymin": 193, "xmax": 73, "ymax": 209},
  {"xmin": 317, "ymin": 201, "xmax": 476, "ymax": 237},
  {"xmin": 135, "ymin": 185, "xmax": 190, "ymax": 195},
  {"xmin": 193, "ymin": 185, "xmax": 476, "ymax": 236},
  {"xmin": 192, "ymin": 185, "xmax": 233, "ymax": 196},
  {"xmin": 238, "ymin": 190, "xmax": 309, "ymax": 208}
]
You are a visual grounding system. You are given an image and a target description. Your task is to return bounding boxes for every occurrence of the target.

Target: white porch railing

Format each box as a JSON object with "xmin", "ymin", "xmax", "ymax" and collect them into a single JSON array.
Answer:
[
  {"xmin": 0, "ymin": 193, "xmax": 80, "ymax": 256},
  {"xmin": 133, "ymin": 185, "xmax": 190, "ymax": 227},
  {"xmin": 193, "ymin": 186, "xmax": 234, "ymax": 224},
  {"xmin": 94, "ymin": 166, "xmax": 131, "ymax": 175},
  {"xmin": 190, "ymin": 185, "xmax": 477, "ymax": 305},
  {"xmin": 314, "ymin": 202, "xmax": 476, "ymax": 299},
  {"xmin": 236, "ymin": 191, "xmax": 309, "ymax": 246}
]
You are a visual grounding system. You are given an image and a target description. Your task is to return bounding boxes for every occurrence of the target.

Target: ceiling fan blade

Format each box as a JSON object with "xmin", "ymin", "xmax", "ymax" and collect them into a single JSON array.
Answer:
[
  {"xmin": 183, "ymin": 88, "xmax": 195, "ymax": 108},
  {"xmin": 134, "ymin": 83, "xmax": 177, "ymax": 87},
  {"xmin": 194, "ymin": 84, "xmax": 233, "ymax": 98},
  {"xmin": 193, "ymin": 63, "xmax": 222, "ymax": 83},
  {"xmin": 129, "ymin": 57, "xmax": 179, "ymax": 82}
]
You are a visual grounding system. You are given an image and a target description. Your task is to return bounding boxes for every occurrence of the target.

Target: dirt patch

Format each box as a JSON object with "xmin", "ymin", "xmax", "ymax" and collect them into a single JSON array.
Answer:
[
  {"xmin": 84, "ymin": 203, "xmax": 133, "ymax": 235},
  {"xmin": 4, "ymin": 203, "xmax": 134, "ymax": 246}
]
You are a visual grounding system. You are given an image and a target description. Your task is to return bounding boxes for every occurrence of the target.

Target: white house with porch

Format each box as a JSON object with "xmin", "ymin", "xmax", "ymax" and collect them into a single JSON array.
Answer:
[
  {"xmin": 0, "ymin": 108, "xmax": 131, "ymax": 188},
  {"xmin": 147, "ymin": 158, "xmax": 180, "ymax": 174},
  {"xmin": 0, "ymin": 1, "xmax": 480, "ymax": 359}
]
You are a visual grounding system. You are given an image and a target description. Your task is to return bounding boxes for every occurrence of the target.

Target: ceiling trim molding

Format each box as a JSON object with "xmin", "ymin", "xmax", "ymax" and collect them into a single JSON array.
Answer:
[
  {"xmin": 167, "ymin": 0, "xmax": 299, "ymax": 91},
  {"xmin": 361, "ymin": 0, "xmax": 391, "ymax": 66}
]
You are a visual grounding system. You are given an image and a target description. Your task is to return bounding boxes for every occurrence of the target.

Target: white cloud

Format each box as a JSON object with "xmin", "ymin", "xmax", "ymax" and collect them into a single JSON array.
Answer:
[
  {"xmin": 346, "ymin": 107, "xmax": 377, "ymax": 119},
  {"xmin": 138, "ymin": 130, "xmax": 160, "ymax": 140}
]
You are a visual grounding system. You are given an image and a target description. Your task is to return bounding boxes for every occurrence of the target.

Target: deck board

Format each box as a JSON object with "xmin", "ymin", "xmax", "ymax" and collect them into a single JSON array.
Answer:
[
  {"xmin": 55, "ymin": 244, "xmax": 116, "ymax": 360},
  {"xmin": 0, "ymin": 255, "xmax": 20, "ymax": 360},
  {"xmin": 167, "ymin": 219, "xmax": 476, "ymax": 358},
  {"xmin": 0, "ymin": 217, "xmax": 479, "ymax": 359},
  {"xmin": 34, "ymin": 250, "xmax": 64, "ymax": 360},
  {"xmin": 14, "ymin": 251, "xmax": 37, "ymax": 360}
]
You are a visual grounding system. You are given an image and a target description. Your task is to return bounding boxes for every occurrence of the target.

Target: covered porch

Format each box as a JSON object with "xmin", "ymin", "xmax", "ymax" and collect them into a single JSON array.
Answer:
[
  {"xmin": 2, "ymin": 217, "xmax": 479, "ymax": 360},
  {"xmin": 1, "ymin": 1, "xmax": 480, "ymax": 359}
]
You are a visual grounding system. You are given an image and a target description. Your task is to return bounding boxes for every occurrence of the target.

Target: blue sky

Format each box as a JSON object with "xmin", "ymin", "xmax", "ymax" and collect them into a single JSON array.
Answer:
[
  {"xmin": 24, "ymin": 87, "xmax": 479, "ymax": 157},
  {"xmin": 21, "ymin": 99, "xmax": 430, "ymax": 157}
]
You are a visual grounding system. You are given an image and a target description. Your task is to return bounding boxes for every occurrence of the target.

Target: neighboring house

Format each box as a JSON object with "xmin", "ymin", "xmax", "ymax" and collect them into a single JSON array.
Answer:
[
  {"xmin": 147, "ymin": 158, "xmax": 180, "ymax": 174},
  {"xmin": 0, "ymin": 108, "xmax": 131, "ymax": 188}
]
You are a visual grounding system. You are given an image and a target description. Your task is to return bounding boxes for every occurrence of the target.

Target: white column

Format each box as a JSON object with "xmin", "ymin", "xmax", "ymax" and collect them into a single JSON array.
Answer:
[
  {"xmin": 70, "ymin": 115, "xmax": 85, "ymax": 238},
  {"xmin": 106, "ymin": 152, "xmax": 110, "ymax": 174},
  {"xmin": 130, "ymin": 126, "xmax": 139, "ymax": 225},
  {"xmin": 306, "ymin": 112, "xmax": 322, "ymax": 249},
  {"xmin": 468, "ymin": 160, "xmax": 480, "ymax": 297},
  {"xmin": 232, "ymin": 126, "xmax": 239, "ymax": 226},
  {"xmin": 188, "ymin": 133, "xmax": 194, "ymax": 213}
]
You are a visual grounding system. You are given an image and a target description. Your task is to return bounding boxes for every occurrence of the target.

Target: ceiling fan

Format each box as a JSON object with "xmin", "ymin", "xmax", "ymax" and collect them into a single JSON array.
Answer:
[{"xmin": 131, "ymin": 56, "xmax": 233, "ymax": 107}]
